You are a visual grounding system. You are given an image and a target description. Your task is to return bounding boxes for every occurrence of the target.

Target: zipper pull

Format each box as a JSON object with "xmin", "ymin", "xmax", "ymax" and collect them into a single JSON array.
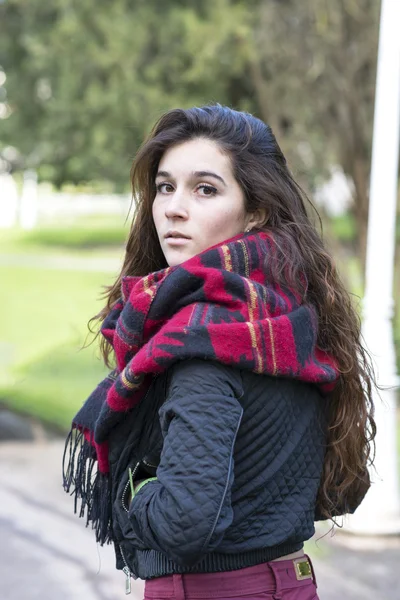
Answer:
[{"xmin": 122, "ymin": 566, "xmax": 132, "ymax": 595}]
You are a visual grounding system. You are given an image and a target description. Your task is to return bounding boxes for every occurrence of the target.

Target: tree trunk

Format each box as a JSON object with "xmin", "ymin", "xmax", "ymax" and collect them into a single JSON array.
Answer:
[{"xmin": 351, "ymin": 156, "xmax": 370, "ymax": 275}]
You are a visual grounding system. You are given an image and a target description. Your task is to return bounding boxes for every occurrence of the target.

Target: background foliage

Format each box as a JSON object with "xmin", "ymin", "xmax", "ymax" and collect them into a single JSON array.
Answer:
[{"xmin": 1, "ymin": 0, "xmax": 381, "ymax": 256}]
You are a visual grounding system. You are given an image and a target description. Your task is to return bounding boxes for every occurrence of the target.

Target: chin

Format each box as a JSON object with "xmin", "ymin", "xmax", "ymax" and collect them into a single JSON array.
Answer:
[{"xmin": 165, "ymin": 250, "xmax": 194, "ymax": 267}]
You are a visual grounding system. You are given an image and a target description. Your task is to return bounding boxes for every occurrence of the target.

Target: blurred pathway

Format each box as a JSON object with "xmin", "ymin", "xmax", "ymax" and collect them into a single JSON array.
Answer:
[
  {"xmin": 0, "ymin": 440, "xmax": 143, "ymax": 600},
  {"xmin": 0, "ymin": 439, "xmax": 399, "ymax": 600},
  {"xmin": 310, "ymin": 531, "xmax": 400, "ymax": 599}
]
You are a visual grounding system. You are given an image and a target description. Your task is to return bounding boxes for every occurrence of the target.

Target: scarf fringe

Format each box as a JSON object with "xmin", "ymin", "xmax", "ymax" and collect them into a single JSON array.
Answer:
[{"xmin": 62, "ymin": 429, "xmax": 113, "ymax": 545}]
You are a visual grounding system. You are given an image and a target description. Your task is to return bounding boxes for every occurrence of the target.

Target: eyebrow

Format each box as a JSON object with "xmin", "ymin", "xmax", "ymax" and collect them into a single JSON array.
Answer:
[{"xmin": 155, "ymin": 170, "xmax": 227, "ymax": 187}]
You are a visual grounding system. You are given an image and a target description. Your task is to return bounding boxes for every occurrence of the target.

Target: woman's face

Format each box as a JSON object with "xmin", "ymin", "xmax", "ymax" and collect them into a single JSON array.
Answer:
[{"xmin": 152, "ymin": 138, "xmax": 252, "ymax": 267}]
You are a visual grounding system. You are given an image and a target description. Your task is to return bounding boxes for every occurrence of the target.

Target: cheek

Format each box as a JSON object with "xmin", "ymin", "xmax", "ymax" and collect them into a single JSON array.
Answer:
[
  {"xmin": 204, "ymin": 206, "xmax": 245, "ymax": 233},
  {"xmin": 152, "ymin": 201, "xmax": 161, "ymax": 232}
]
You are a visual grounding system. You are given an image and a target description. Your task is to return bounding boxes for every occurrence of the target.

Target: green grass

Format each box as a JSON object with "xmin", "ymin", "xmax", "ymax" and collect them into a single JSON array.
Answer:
[
  {"xmin": 1, "ymin": 341, "xmax": 107, "ymax": 431},
  {"xmin": 0, "ymin": 220, "xmax": 128, "ymax": 256},
  {"xmin": 0, "ymin": 222, "xmax": 127, "ymax": 431},
  {"xmin": 0, "ymin": 262, "xmax": 112, "ymax": 430},
  {"xmin": 0, "ymin": 265, "xmax": 113, "ymax": 371},
  {"xmin": 21, "ymin": 223, "xmax": 127, "ymax": 249}
]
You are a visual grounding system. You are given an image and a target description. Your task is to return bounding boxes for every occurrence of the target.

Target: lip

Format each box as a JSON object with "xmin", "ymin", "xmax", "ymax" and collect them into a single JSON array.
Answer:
[
  {"xmin": 165, "ymin": 237, "xmax": 190, "ymax": 246},
  {"xmin": 164, "ymin": 230, "xmax": 191, "ymax": 245}
]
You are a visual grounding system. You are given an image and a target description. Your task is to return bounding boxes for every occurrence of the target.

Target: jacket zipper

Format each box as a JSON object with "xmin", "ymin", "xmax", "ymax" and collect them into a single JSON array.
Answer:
[
  {"xmin": 122, "ymin": 461, "xmax": 141, "ymax": 513},
  {"xmin": 142, "ymin": 458, "xmax": 158, "ymax": 469},
  {"xmin": 119, "ymin": 462, "xmax": 141, "ymax": 592},
  {"xmin": 121, "ymin": 375, "xmax": 161, "ymax": 512},
  {"xmin": 119, "ymin": 543, "xmax": 138, "ymax": 593},
  {"xmin": 117, "ymin": 374, "xmax": 161, "ymax": 593}
]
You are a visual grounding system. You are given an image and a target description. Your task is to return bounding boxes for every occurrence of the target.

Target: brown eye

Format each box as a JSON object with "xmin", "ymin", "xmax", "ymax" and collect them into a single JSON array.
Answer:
[
  {"xmin": 197, "ymin": 184, "xmax": 217, "ymax": 196},
  {"xmin": 156, "ymin": 183, "xmax": 174, "ymax": 193}
]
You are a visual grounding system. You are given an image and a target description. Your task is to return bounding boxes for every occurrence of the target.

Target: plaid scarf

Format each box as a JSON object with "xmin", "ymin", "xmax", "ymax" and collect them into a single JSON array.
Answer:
[{"xmin": 63, "ymin": 231, "xmax": 339, "ymax": 544}]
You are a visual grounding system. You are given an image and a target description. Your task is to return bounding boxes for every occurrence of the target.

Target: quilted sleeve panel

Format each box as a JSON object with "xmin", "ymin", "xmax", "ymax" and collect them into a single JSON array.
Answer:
[{"xmin": 127, "ymin": 359, "xmax": 244, "ymax": 567}]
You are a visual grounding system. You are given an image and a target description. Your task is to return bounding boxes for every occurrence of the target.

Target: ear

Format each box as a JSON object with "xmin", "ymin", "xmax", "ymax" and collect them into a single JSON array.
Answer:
[{"xmin": 246, "ymin": 208, "xmax": 267, "ymax": 230}]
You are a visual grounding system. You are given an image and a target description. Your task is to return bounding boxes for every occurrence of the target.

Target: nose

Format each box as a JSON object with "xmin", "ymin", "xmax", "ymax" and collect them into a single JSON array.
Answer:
[{"xmin": 164, "ymin": 188, "xmax": 189, "ymax": 220}]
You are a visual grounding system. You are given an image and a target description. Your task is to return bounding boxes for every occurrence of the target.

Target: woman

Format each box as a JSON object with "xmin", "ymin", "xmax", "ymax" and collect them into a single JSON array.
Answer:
[{"xmin": 63, "ymin": 105, "xmax": 376, "ymax": 600}]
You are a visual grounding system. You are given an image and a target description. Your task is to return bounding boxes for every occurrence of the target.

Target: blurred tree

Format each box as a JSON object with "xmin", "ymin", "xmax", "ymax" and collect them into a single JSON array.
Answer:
[
  {"xmin": 0, "ymin": 0, "xmax": 252, "ymax": 189},
  {"xmin": 245, "ymin": 0, "xmax": 380, "ymax": 265},
  {"xmin": 0, "ymin": 0, "xmax": 381, "ymax": 264}
]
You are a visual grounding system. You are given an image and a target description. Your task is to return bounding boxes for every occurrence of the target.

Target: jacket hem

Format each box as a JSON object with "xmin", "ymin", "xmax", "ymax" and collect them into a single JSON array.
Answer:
[{"xmin": 132, "ymin": 542, "xmax": 304, "ymax": 580}]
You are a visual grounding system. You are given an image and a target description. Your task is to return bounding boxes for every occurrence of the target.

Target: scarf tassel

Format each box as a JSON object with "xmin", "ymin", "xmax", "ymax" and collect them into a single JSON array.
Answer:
[{"xmin": 62, "ymin": 429, "xmax": 113, "ymax": 545}]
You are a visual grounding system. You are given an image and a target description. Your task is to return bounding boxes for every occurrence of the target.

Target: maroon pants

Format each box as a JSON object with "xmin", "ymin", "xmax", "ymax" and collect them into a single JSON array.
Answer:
[{"xmin": 143, "ymin": 555, "xmax": 319, "ymax": 600}]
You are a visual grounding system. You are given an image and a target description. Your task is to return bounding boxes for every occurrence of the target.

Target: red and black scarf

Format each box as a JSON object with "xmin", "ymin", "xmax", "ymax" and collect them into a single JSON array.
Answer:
[{"xmin": 63, "ymin": 231, "xmax": 339, "ymax": 544}]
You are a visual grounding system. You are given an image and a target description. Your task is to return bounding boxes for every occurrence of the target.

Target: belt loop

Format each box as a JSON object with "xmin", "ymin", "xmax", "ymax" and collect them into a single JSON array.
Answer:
[
  {"xmin": 172, "ymin": 574, "xmax": 186, "ymax": 600},
  {"xmin": 305, "ymin": 554, "xmax": 318, "ymax": 589},
  {"xmin": 268, "ymin": 562, "xmax": 283, "ymax": 600}
]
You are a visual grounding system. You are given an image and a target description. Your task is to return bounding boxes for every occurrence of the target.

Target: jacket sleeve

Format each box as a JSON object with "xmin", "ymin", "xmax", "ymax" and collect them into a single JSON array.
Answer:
[{"xmin": 127, "ymin": 359, "xmax": 244, "ymax": 566}]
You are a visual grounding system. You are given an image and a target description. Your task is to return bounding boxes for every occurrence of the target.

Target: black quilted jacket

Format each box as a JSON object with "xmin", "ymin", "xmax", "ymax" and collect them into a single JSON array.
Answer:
[{"xmin": 109, "ymin": 358, "xmax": 328, "ymax": 581}]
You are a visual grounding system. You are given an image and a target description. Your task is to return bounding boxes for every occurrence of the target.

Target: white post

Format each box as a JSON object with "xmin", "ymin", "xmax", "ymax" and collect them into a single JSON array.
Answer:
[
  {"xmin": 19, "ymin": 170, "xmax": 38, "ymax": 230},
  {"xmin": 0, "ymin": 173, "xmax": 19, "ymax": 228},
  {"xmin": 346, "ymin": 0, "xmax": 400, "ymax": 534}
]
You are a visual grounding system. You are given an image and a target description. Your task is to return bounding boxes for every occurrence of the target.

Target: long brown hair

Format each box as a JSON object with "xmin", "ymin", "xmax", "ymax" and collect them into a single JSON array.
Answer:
[{"xmin": 91, "ymin": 104, "xmax": 376, "ymax": 520}]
